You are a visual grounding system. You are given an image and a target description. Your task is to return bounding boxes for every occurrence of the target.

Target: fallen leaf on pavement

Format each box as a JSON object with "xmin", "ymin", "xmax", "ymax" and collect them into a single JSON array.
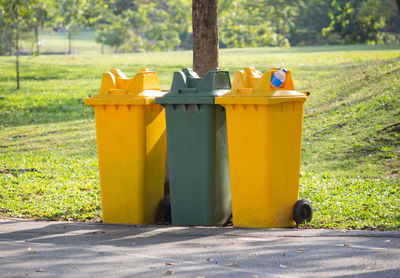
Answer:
[
  {"xmin": 384, "ymin": 240, "xmax": 390, "ymax": 243},
  {"xmin": 251, "ymin": 253, "xmax": 258, "ymax": 256},
  {"xmin": 165, "ymin": 269, "xmax": 174, "ymax": 275},
  {"xmin": 297, "ymin": 248, "xmax": 309, "ymax": 252},
  {"xmin": 206, "ymin": 258, "xmax": 213, "ymax": 262},
  {"xmin": 165, "ymin": 262, "xmax": 175, "ymax": 266},
  {"xmin": 343, "ymin": 243, "xmax": 351, "ymax": 247},
  {"xmin": 365, "ymin": 266, "xmax": 375, "ymax": 270},
  {"xmin": 36, "ymin": 269, "xmax": 45, "ymax": 272},
  {"xmin": 227, "ymin": 262, "xmax": 239, "ymax": 267},
  {"xmin": 279, "ymin": 264, "xmax": 287, "ymax": 269},
  {"xmin": 149, "ymin": 266, "xmax": 157, "ymax": 269},
  {"xmin": 22, "ymin": 273, "xmax": 29, "ymax": 276}
]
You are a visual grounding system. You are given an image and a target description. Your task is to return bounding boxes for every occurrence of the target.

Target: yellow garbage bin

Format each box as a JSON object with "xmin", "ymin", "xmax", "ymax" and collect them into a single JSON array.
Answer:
[
  {"xmin": 84, "ymin": 69, "xmax": 167, "ymax": 224},
  {"xmin": 215, "ymin": 67, "xmax": 311, "ymax": 228}
]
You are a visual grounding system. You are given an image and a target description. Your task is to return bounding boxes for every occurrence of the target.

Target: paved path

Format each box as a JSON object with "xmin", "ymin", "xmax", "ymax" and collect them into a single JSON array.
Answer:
[{"xmin": 0, "ymin": 218, "xmax": 399, "ymax": 277}]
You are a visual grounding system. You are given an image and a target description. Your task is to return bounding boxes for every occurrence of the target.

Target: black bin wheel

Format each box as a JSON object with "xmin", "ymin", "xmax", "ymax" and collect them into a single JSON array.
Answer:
[
  {"xmin": 162, "ymin": 195, "xmax": 171, "ymax": 223},
  {"xmin": 293, "ymin": 199, "xmax": 313, "ymax": 225}
]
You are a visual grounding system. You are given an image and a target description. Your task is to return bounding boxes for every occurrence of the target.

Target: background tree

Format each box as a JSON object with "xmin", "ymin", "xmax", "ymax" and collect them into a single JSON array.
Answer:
[
  {"xmin": 323, "ymin": 0, "xmax": 388, "ymax": 44},
  {"xmin": 360, "ymin": 0, "xmax": 400, "ymax": 44},
  {"xmin": 30, "ymin": 0, "xmax": 55, "ymax": 54},
  {"xmin": 124, "ymin": 0, "xmax": 191, "ymax": 52},
  {"xmin": 289, "ymin": 0, "xmax": 331, "ymax": 46},
  {"xmin": 80, "ymin": 0, "xmax": 113, "ymax": 54},
  {"xmin": 1, "ymin": 0, "xmax": 34, "ymax": 89},
  {"xmin": 267, "ymin": 0, "xmax": 299, "ymax": 46},
  {"xmin": 0, "ymin": 6, "xmax": 13, "ymax": 56},
  {"xmin": 55, "ymin": 0, "xmax": 81, "ymax": 54},
  {"xmin": 219, "ymin": 0, "xmax": 277, "ymax": 48},
  {"xmin": 167, "ymin": 0, "xmax": 192, "ymax": 49},
  {"xmin": 95, "ymin": 18, "xmax": 129, "ymax": 53}
]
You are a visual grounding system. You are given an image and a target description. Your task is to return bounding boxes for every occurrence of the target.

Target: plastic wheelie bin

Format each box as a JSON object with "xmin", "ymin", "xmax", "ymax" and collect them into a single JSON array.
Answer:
[
  {"xmin": 84, "ymin": 69, "xmax": 167, "ymax": 224},
  {"xmin": 215, "ymin": 67, "xmax": 312, "ymax": 228},
  {"xmin": 155, "ymin": 68, "xmax": 232, "ymax": 226}
]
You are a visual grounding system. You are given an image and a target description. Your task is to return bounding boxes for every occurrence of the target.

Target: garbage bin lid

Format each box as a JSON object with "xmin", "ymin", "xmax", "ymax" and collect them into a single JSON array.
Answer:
[
  {"xmin": 84, "ymin": 69, "xmax": 166, "ymax": 106},
  {"xmin": 155, "ymin": 68, "xmax": 231, "ymax": 105},
  {"xmin": 215, "ymin": 67, "xmax": 308, "ymax": 105}
]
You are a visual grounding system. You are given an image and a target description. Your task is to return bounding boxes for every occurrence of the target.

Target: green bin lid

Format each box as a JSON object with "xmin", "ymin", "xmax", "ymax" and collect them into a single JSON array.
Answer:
[{"xmin": 155, "ymin": 68, "xmax": 231, "ymax": 105}]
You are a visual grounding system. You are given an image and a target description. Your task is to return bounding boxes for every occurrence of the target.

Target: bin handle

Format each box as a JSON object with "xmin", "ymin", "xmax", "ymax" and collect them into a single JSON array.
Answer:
[
  {"xmin": 178, "ymin": 88, "xmax": 197, "ymax": 94},
  {"xmin": 108, "ymin": 89, "xmax": 128, "ymax": 95}
]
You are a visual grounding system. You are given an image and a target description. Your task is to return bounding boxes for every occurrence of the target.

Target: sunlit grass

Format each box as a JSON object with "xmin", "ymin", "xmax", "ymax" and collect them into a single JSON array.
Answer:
[{"xmin": 0, "ymin": 42, "xmax": 399, "ymax": 229}]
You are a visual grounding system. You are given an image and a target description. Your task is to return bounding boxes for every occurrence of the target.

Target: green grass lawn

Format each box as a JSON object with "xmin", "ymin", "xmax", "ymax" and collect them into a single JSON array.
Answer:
[{"xmin": 0, "ymin": 41, "xmax": 399, "ymax": 229}]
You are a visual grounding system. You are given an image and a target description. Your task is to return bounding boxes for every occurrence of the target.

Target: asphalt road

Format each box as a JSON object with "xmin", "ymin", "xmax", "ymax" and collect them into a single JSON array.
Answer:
[{"xmin": 0, "ymin": 218, "xmax": 399, "ymax": 277}]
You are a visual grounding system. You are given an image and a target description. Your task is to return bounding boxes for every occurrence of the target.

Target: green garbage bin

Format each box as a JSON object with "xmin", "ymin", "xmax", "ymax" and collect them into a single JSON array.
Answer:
[{"xmin": 155, "ymin": 68, "xmax": 231, "ymax": 226}]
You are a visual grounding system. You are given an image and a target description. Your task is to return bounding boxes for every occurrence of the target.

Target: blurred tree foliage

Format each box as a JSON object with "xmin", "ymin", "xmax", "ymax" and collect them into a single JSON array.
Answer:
[
  {"xmin": 323, "ymin": 0, "xmax": 387, "ymax": 44},
  {"xmin": 0, "ymin": 0, "xmax": 399, "ymax": 55}
]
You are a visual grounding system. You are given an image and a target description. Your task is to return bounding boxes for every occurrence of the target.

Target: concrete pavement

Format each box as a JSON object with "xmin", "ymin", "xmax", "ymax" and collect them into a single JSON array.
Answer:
[{"xmin": 0, "ymin": 218, "xmax": 399, "ymax": 277}]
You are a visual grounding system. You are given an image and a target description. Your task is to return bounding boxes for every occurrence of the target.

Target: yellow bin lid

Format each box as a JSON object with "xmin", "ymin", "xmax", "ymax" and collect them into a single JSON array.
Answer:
[
  {"xmin": 84, "ymin": 68, "xmax": 166, "ymax": 106},
  {"xmin": 215, "ymin": 67, "xmax": 308, "ymax": 105}
]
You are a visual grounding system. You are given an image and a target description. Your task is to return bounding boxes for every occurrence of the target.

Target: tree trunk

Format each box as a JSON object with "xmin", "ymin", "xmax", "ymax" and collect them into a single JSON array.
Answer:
[
  {"xmin": 68, "ymin": 31, "xmax": 72, "ymax": 54},
  {"xmin": 16, "ymin": 15, "xmax": 20, "ymax": 90},
  {"xmin": 192, "ymin": 0, "xmax": 219, "ymax": 76},
  {"xmin": 9, "ymin": 25, "xmax": 13, "ymax": 56},
  {"xmin": 396, "ymin": 0, "xmax": 400, "ymax": 12},
  {"xmin": 34, "ymin": 24, "xmax": 39, "ymax": 54}
]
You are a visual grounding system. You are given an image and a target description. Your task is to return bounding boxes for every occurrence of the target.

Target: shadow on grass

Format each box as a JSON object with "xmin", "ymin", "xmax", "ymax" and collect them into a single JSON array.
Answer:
[{"xmin": 0, "ymin": 98, "xmax": 94, "ymax": 127}]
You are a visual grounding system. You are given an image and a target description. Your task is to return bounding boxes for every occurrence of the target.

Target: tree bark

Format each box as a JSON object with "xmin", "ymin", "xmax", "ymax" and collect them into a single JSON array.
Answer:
[
  {"xmin": 396, "ymin": 0, "xmax": 400, "ymax": 12},
  {"xmin": 192, "ymin": 0, "xmax": 219, "ymax": 76}
]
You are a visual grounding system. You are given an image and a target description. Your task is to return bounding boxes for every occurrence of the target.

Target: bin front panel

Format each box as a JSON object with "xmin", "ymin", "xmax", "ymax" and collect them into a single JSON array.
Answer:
[
  {"xmin": 94, "ymin": 104, "xmax": 166, "ymax": 224},
  {"xmin": 225, "ymin": 102, "xmax": 304, "ymax": 228},
  {"xmin": 165, "ymin": 104, "xmax": 231, "ymax": 226}
]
